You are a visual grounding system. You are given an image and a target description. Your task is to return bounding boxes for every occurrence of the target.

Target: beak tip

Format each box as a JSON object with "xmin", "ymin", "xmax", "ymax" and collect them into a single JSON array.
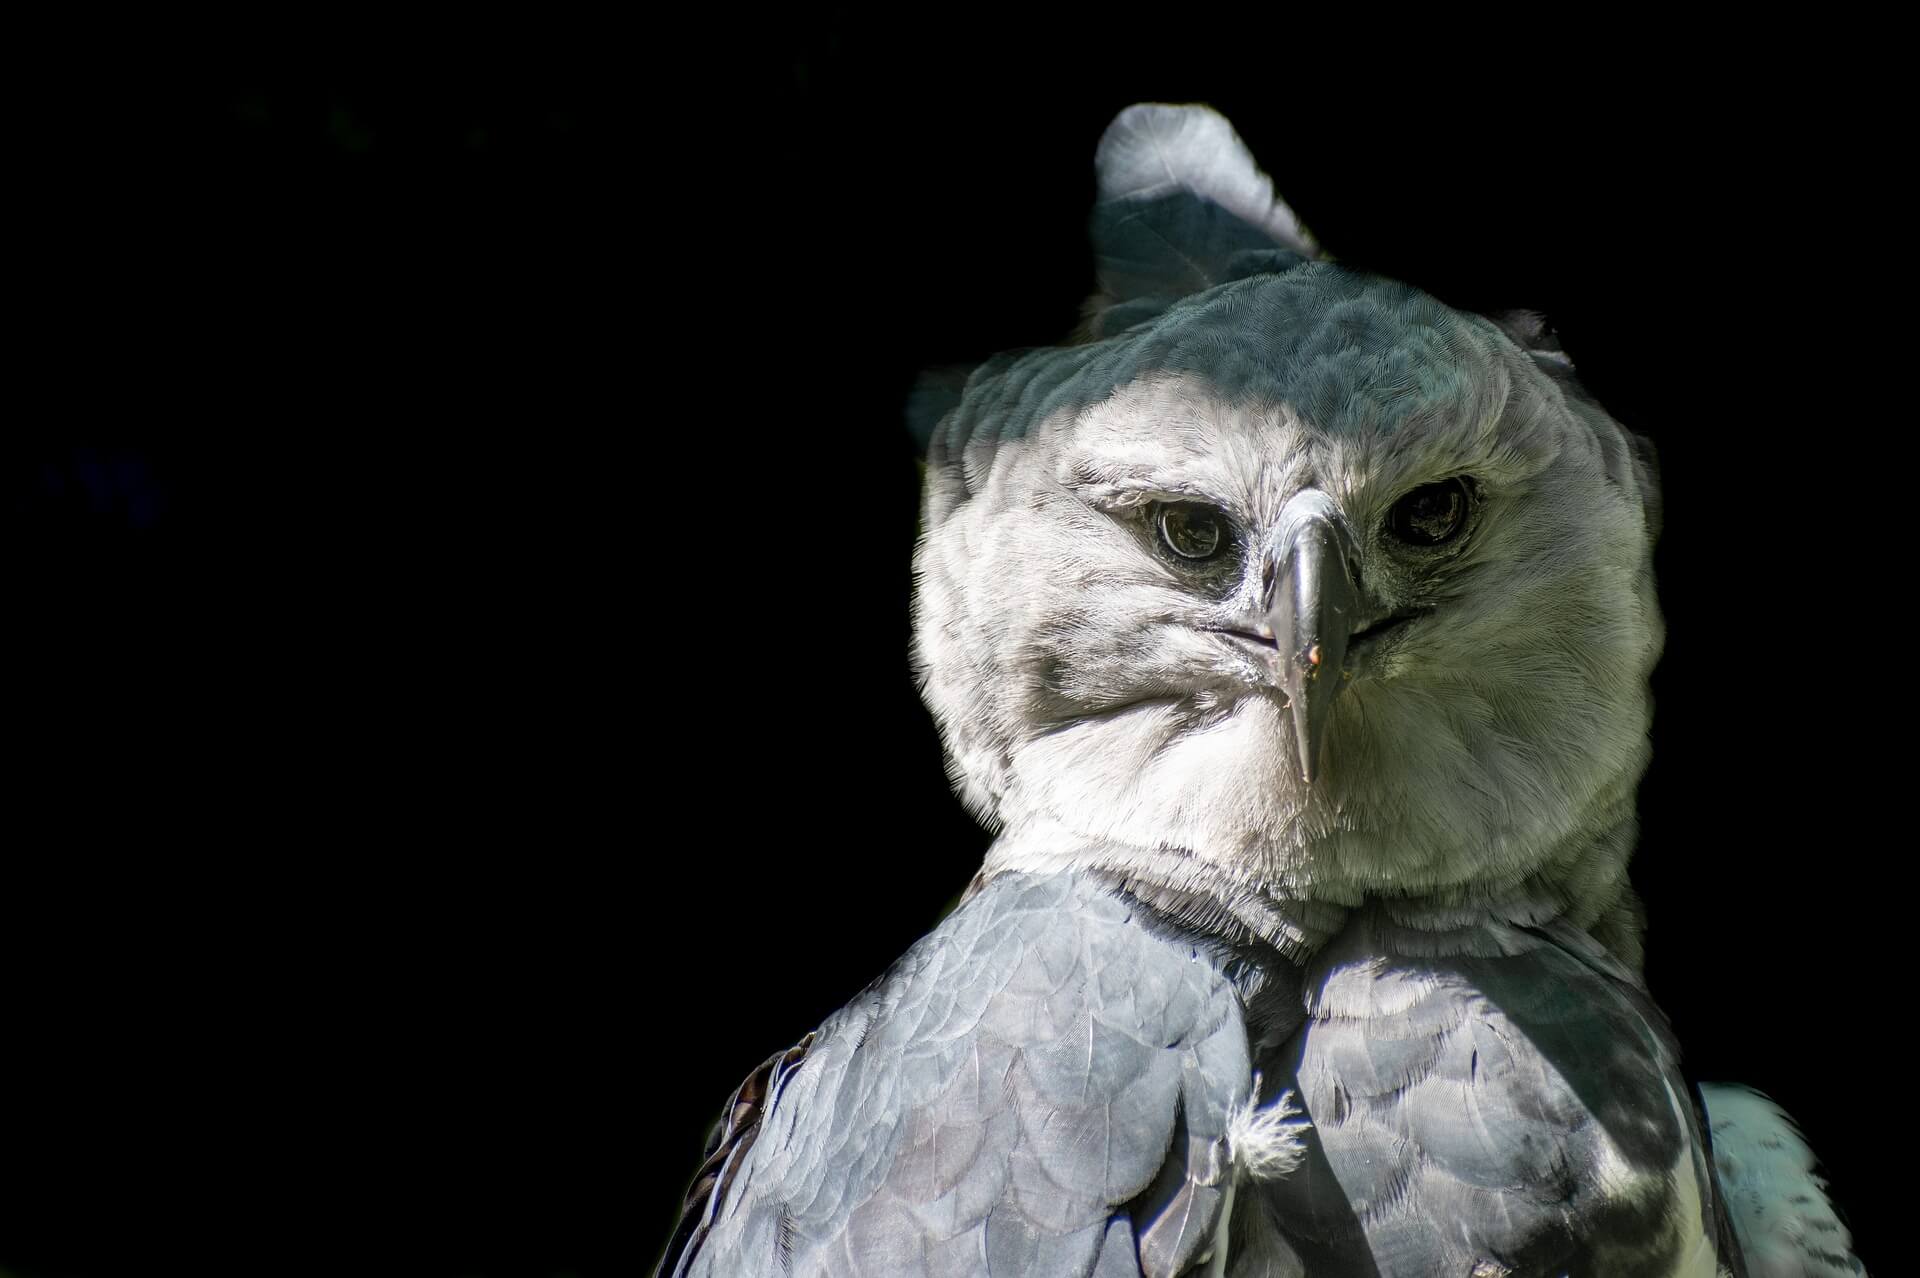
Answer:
[{"xmin": 1289, "ymin": 705, "xmax": 1320, "ymax": 786}]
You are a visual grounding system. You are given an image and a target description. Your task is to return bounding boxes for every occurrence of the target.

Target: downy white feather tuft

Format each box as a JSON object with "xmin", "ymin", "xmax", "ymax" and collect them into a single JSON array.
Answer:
[{"xmin": 1227, "ymin": 1083, "xmax": 1311, "ymax": 1182}]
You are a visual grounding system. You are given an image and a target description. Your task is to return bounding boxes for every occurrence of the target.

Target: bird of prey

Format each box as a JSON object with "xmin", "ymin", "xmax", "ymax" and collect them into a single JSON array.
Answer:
[{"xmin": 659, "ymin": 103, "xmax": 1861, "ymax": 1277}]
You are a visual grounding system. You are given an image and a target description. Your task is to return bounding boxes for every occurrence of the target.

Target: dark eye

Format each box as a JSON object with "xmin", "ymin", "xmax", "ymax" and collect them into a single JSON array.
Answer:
[
  {"xmin": 1157, "ymin": 502, "xmax": 1228, "ymax": 560},
  {"xmin": 1387, "ymin": 478, "xmax": 1472, "ymax": 546}
]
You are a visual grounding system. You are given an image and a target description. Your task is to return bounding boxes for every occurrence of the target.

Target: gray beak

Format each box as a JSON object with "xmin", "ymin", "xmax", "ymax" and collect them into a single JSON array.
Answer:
[{"xmin": 1267, "ymin": 513, "xmax": 1360, "ymax": 784}]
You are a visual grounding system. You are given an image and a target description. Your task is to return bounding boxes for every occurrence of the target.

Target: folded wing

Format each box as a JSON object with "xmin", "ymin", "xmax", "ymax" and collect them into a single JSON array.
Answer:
[{"xmin": 661, "ymin": 871, "xmax": 1260, "ymax": 1278}]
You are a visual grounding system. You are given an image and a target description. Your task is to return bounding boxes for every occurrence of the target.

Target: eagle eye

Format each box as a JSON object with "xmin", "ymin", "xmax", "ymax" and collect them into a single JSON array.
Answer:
[
  {"xmin": 1387, "ymin": 478, "xmax": 1472, "ymax": 547},
  {"xmin": 1156, "ymin": 502, "xmax": 1228, "ymax": 561}
]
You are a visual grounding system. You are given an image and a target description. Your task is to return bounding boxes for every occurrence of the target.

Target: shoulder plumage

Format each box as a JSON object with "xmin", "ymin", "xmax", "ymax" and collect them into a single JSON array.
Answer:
[{"xmin": 664, "ymin": 871, "xmax": 1261, "ymax": 1277}]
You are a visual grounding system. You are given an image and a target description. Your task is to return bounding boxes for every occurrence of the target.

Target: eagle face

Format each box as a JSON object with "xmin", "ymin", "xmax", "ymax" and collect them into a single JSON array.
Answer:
[{"xmin": 914, "ymin": 262, "xmax": 1662, "ymax": 915}]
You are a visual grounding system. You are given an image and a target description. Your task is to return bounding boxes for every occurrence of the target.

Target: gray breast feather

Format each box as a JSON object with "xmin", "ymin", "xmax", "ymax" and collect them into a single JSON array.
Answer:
[
  {"xmin": 1259, "ymin": 909, "xmax": 1720, "ymax": 1277},
  {"xmin": 678, "ymin": 872, "xmax": 1256, "ymax": 1278}
]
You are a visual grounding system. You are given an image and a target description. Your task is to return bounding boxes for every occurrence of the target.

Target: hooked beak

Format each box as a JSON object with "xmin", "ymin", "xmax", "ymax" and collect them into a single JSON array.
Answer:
[{"xmin": 1267, "ymin": 514, "xmax": 1360, "ymax": 785}]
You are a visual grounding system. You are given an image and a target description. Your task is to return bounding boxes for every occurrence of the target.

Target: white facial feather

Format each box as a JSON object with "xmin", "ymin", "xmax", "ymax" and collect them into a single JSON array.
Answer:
[{"xmin": 913, "ymin": 263, "xmax": 1661, "ymax": 938}]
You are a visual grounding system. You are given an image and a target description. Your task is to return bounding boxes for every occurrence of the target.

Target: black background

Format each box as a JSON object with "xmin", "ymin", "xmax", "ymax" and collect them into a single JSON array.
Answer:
[{"xmin": 7, "ymin": 19, "xmax": 1890, "ymax": 1276}]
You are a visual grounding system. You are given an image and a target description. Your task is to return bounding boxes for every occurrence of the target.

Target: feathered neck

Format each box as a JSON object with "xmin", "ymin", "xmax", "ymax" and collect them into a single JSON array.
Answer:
[{"xmin": 973, "ymin": 807, "xmax": 1648, "ymax": 972}]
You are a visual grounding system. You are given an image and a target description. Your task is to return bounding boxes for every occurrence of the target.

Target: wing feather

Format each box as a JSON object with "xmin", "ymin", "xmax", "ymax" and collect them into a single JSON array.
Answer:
[
  {"xmin": 660, "ymin": 871, "xmax": 1255, "ymax": 1277},
  {"xmin": 1262, "ymin": 908, "xmax": 1721, "ymax": 1277}
]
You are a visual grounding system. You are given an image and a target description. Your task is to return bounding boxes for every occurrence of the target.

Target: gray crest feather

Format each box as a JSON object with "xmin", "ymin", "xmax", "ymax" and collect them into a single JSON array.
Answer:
[
  {"xmin": 1086, "ymin": 103, "xmax": 1321, "ymax": 339},
  {"xmin": 906, "ymin": 365, "xmax": 976, "ymax": 455}
]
